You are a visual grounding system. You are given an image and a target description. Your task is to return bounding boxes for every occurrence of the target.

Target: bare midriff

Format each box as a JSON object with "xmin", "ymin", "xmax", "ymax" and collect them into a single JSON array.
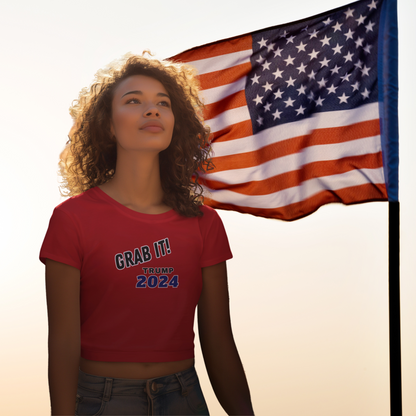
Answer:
[{"xmin": 79, "ymin": 356, "xmax": 195, "ymax": 380}]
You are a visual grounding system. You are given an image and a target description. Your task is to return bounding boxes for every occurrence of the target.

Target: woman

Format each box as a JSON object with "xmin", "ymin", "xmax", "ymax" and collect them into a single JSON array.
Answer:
[{"xmin": 40, "ymin": 52, "xmax": 255, "ymax": 415}]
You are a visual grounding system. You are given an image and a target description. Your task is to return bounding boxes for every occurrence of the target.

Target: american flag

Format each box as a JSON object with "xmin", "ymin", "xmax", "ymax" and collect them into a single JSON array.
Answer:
[{"xmin": 170, "ymin": 0, "xmax": 398, "ymax": 221}]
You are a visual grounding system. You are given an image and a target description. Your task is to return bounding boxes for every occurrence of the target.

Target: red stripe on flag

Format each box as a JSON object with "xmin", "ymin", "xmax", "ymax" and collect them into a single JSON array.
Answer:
[
  {"xmin": 210, "ymin": 119, "xmax": 380, "ymax": 172},
  {"xmin": 171, "ymin": 35, "xmax": 252, "ymax": 62},
  {"xmin": 203, "ymin": 183, "xmax": 388, "ymax": 221},
  {"xmin": 198, "ymin": 63, "xmax": 251, "ymax": 90},
  {"xmin": 204, "ymin": 90, "xmax": 247, "ymax": 120},
  {"xmin": 202, "ymin": 153, "xmax": 384, "ymax": 194},
  {"xmin": 210, "ymin": 120, "xmax": 253, "ymax": 144}
]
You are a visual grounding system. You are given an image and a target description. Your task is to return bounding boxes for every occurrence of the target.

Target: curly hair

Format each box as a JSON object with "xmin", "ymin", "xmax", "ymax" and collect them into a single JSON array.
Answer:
[{"xmin": 60, "ymin": 52, "xmax": 213, "ymax": 217}]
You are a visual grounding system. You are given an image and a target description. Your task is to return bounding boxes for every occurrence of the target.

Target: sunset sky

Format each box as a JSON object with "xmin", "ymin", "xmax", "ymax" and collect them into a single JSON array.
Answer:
[{"xmin": 1, "ymin": 0, "xmax": 415, "ymax": 415}]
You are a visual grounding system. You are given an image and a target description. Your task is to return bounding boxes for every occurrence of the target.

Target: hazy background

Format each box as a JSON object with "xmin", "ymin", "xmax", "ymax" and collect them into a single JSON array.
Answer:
[{"xmin": 1, "ymin": 0, "xmax": 415, "ymax": 415}]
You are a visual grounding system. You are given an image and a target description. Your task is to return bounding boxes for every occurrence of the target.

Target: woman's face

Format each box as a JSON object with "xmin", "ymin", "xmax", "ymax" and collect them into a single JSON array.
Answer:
[{"xmin": 110, "ymin": 75, "xmax": 175, "ymax": 154}]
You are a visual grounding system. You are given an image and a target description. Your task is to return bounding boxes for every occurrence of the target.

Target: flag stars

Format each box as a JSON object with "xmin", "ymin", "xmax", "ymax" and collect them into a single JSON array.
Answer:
[
  {"xmin": 368, "ymin": 0, "xmax": 378, "ymax": 10},
  {"xmin": 274, "ymin": 47, "xmax": 283, "ymax": 57},
  {"xmin": 338, "ymin": 93, "xmax": 350, "ymax": 103},
  {"xmin": 285, "ymin": 76, "xmax": 296, "ymax": 87},
  {"xmin": 323, "ymin": 17, "xmax": 333, "ymax": 26},
  {"xmin": 308, "ymin": 49, "xmax": 319, "ymax": 60},
  {"xmin": 354, "ymin": 59, "xmax": 363, "ymax": 69},
  {"xmin": 352, "ymin": 81, "xmax": 360, "ymax": 91},
  {"xmin": 296, "ymin": 62, "xmax": 307, "ymax": 73},
  {"xmin": 256, "ymin": 116, "xmax": 264, "ymax": 125},
  {"xmin": 258, "ymin": 37, "xmax": 268, "ymax": 48},
  {"xmin": 272, "ymin": 68, "xmax": 284, "ymax": 79},
  {"xmin": 251, "ymin": 74, "xmax": 260, "ymax": 85},
  {"xmin": 319, "ymin": 57, "xmax": 330, "ymax": 67},
  {"xmin": 263, "ymin": 102, "xmax": 272, "ymax": 112},
  {"xmin": 344, "ymin": 8, "xmax": 355, "ymax": 18},
  {"xmin": 344, "ymin": 29, "xmax": 355, "ymax": 40},
  {"xmin": 262, "ymin": 60, "xmax": 271, "ymax": 71},
  {"xmin": 272, "ymin": 109, "xmax": 282, "ymax": 120},
  {"xmin": 361, "ymin": 65, "xmax": 371, "ymax": 76},
  {"xmin": 332, "ymin": 43, "xmax": 343, "ymax": 54},
  {"xmin": 333, "ymin": 22, "xmax": 343, "ymax": 32},
  {"xmin": 317, "ymin": 77, "xmax": 327, "ymax": 88},
  {"xmin": 363, "ymin": 44, "xmax": 373, "ymax": 54},
  {"xmin": 284, "ymin": 97, "xmax": 296, "ymax": 107},
  {"xmin": 295, "ymin": 42, "xmax": 307, "ymax": 53},
  {"xmin": 308, "ymin": 29, "xmax": 319, "ymax": 39},
  {"xmin": 330, "ymin": 64, "xmax": 341, "ymax": 75},
  {"xmin": 296, "ymin": 105, "xmax": 306, "ymax": 115},
  {"xmin": 343, "ymin": 51, "xmax": 354, "ymax": 62},
  {"xmin": 340, "ymin": 72, "xmax": 352, "ymax": 82},
  {"xmin": 315, "ymin": 96, "xmax": 325, "ymax": 106},
  {"xmin": 355, "ymin": 14, "xmax": 366, "ymax": 25},
  {"xmin": 266, "ymin": 42, "xmax": 275, "ymax": 52},
  {"xmin": 327, "ymin": 84, "xmax": 338, "ymax": 94},
  {"xmin": 307, "ymin": 91, "xmax": 315, "ymax": 102},
  {"xmin": 273, "ymin": 88, "xmax": 284, "ymax": 99},
  {"xmin": 262, "ymin": 81, "xmax": 273, "ymax": 91},
  {"xmin": 355, "ymin": 37, "xmax": 364, "ymax": 48},
  {"xmin": 307, "ymin": 69, "xmax": 317, "ymax": 80},
  {"xmin": 297, "ymin": 84, "xmax": 307, "ymax": 95},
  {"xmin": 279, "ymin": 30, "xmax": 288, "ymax": 38},
  {"xmin": 365, "ymin": 21, "xmax": 375, "ymax": 32},
  {"xmin": 320, "ymin": 35, "xmax": 332, "ymax": 46},
  {"xmin": 253, "ymin": 94, "xmax": 264, "ymax": 105},
  {"xmin": 286, "ymin": 35, "xmax": 296, "ymax": 44},
  {"xmin": 361, "ymin": 88, "xmax": 371, "ymax": 99},
  {"xmin": 256, "ymin": 55, "xmax": 265, "ymax": 64},
  {"xmin": 284, "ymin": 55, "xmax": 295, "ymax": 66}
]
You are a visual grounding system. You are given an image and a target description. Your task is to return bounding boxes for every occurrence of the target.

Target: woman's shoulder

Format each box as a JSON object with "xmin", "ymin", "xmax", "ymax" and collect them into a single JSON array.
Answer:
[
  {"xmin": 197, "ymin": 204, "xmax": 217, "ymax": 220},
  {"xmin": 53, "ymin": 187, "xmax": 99, "ymax": 215},
  {"xmin": 196, "ymin": 204, "xmax": 224, "ymax": 227},
  {"xmin": 198, "ymin": 204, "xmax": 217, "ymax": 215}
]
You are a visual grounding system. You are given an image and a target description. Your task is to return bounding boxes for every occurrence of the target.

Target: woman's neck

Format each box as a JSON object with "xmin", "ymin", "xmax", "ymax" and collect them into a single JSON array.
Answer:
[{"xmin": 99, "ymin": 150, "xmax": 170, "ymax": 214}]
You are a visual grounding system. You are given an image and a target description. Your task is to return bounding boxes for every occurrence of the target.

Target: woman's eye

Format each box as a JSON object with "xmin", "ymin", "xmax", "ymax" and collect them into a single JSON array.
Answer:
[
  {"xmin": 127, "ymin": 98, "xmax": 140, "ymax": 104},
  {"xmin": 158, "ymin": 100, "xmax": 171, "ymax": 107}
]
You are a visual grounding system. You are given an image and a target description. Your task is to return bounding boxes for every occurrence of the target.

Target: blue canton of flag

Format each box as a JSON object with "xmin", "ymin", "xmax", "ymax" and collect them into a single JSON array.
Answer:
[{"xmin": 248, "ymin": 0, "xmax": 380, "ymax": 133}]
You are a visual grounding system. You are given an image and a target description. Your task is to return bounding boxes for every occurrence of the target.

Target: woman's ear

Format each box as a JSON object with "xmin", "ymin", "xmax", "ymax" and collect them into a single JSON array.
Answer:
[{"xmin": 109, "ymin": 120, "xmax": 116, "ymax": 142}]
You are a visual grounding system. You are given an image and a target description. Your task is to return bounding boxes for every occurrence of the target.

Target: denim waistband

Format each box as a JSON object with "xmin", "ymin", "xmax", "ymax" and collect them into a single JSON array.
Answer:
[{"xmin": 77, "ymin": 365, "xmax": 196, "ymax": 400}]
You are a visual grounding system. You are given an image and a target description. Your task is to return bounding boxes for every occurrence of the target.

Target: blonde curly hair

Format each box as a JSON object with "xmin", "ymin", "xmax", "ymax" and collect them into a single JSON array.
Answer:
[{"xmin": 60, "ymin": 52, "xmax": 212, "ymax": 217}]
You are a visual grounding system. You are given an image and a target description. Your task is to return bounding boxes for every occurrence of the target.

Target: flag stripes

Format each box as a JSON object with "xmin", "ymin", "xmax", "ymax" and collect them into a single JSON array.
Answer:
[
  {"xmin": 203, "ymin": 183, "xmax": 387, "ymax": 220},
  {"xmin": 203, "ymin": 153, "xmax": 384, "ymax": 196},
  {"xmin": 210, "ymin": 119, "xmax": 381, "ymax": 172},
  {"xmin": 176, "ymin": 35, "xmax": 252, "ymax": 63}
]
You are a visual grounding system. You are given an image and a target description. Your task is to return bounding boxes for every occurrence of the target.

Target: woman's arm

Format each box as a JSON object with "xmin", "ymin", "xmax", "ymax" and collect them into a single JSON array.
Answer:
[
  {"xmin": 198, "ymin": 261, "xmax": 255, "ymax": 416},
  {"xmin": 45, "ymin": 259, "xmax": 81, "ymax": 416}
]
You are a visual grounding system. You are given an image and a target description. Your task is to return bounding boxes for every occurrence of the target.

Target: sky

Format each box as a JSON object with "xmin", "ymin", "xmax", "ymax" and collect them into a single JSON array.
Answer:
[{"xmin": 1, "ymin": 0, "xmax": 415, "ymax": 415}]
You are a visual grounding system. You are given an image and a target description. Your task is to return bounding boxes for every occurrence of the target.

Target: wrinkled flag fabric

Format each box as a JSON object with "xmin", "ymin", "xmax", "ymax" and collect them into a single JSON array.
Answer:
[{"xmin": 170, "ymin": 0, "xmax": 398, "ymax": 221}]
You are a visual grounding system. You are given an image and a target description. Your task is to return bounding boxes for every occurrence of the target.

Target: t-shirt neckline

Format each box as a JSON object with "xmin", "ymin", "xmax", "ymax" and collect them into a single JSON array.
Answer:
[{"xmin": 91, "ymin": 186, "xmax": 177, "ymax": 222}]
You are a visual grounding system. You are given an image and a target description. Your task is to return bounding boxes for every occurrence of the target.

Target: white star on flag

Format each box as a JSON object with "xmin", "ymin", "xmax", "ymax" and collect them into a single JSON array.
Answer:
[{"xmin": 338, "ymin": 93, "xmax": 350, "ymax": 103}]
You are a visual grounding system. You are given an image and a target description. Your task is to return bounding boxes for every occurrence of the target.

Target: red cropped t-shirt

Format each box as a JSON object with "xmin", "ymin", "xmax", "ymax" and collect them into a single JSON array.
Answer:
[{"xmin": 40, "ymin": 187, "xmax": 232, "ymax": 362}]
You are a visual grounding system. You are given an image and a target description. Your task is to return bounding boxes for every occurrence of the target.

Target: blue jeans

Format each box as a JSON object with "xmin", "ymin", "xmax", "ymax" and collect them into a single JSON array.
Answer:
[{"xmin": 75, "ymin": 365, "xmax": 210, "ymax": 415}]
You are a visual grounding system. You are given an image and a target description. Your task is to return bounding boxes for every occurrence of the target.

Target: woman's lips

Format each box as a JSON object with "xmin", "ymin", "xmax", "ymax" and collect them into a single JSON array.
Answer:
[
  {"xmin": 141, "ymin": 125, "xmax": 163, "ymax": 132},
  {"xmin": 140, "ymin": 121, "xmax": 164, "ymax": 132}
]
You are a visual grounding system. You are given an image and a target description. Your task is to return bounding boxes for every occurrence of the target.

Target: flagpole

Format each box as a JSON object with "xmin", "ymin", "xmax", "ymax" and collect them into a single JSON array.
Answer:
[{"xmin": 389, "ymin": 201, "xmax": 402, "ymax": 416}]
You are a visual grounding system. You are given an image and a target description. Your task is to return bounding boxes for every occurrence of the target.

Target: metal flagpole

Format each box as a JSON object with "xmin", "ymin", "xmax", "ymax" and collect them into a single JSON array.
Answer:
[{"xmin": 388, "ymin": 201, "xmax": 402, "ymax": 415}]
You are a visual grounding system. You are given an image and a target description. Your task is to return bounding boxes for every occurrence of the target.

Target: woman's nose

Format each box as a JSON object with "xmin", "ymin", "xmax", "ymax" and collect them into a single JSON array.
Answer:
[{"xmin": 144, "ymin": 106, "xmax": 160, "ymax": 117}]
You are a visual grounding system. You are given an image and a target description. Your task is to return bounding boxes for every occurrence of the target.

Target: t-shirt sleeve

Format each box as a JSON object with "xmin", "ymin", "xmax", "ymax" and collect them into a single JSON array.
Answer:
[
  {"xmin": 199, "ymin": 205, "xmax": 233, "ymax": 268},
  {"xmin": 39, "ymin": 206, "xmax": 83, "ymax": 270}
]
